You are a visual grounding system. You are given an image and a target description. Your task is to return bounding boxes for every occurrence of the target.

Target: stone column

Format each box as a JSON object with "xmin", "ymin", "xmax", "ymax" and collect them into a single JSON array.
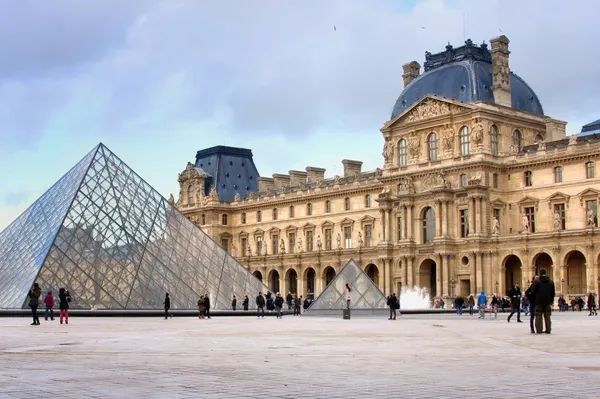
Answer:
[
  {"xmin": 407, "ymin": 206, "xmax": 414, "ymax": 241},
  {"xmin": 476, "ymin": 252, "xmax": 484, "ymax": 292},
  {"xmin": 401, "ymin": 257, "xmax": 407, "ymax": 290},
  {"xmin": 387, "ymin": 209, "xmax": 394, "ymax": 243},
  {"xmin": 468, "ymin": 198, "xmax": 475, "ymax": 236},
  {"xmin": 379, "ymin": 209, "xmax": 387, "ymax": 242},
  {"xmin": 442, "ymin": 201, "xmax": 449, "ymax": 237},
  {"xmin": 402, "ymin": 206, "xmax": 408, "ymax": 240},
  {"xmin": 384, "ymin": 258, "xmax": 391, "ymax": 294},
  {"xmin": 436, "ymin": 258, "xmax": 442, "ymax": 299},
  {"xmin": 435, "ymin": 201, "xmax": 442, "ymax": 238},
  {"xmin": 297, "ymin": 270, "xmax": 304, "ymax": 297},
  {"xmin": 442, "ymin": 254, "xmax": 449, "ymax": 297},
  {"xmin": 407, "ymin": 257, "xmax": 414, "ymax": 288},
  {"xmin": 483, "ymin": 252, "xmax": 492, "ymax": 295},
  {"xmin": 470, "ymin": 252, "xmax": 476, "ymax": 295},
  {"xmin": 477, "ymin": 197, "xmax": 484, "ymax": 235}
]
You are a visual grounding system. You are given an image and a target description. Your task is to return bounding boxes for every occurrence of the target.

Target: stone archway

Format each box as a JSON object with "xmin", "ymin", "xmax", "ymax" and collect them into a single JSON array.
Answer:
[
  {"xmin": 565, "ymin": 250, "xmax": 587, "ymax": 296},
  {"xmin": 253, "ymin": 270, "xmax": 263, "ymax": 282},
  {"xmin": 504, "ymin": 255, "xmax": 522, "ymax": 295},
  {"xmin": 303, "ymin": 267, "xmax": 316, "ymax": 298},
  {"xmin": 365, "ymin": 263, "xmax": 379, "ymax": 286},
  {"xmin": 285, "ymin": 269, "xmax": 298, "ymax": 295},
  {"xmin": 268, "ymin": 270, "xmax": 280, "ymax": 293},
  {"xmin": 323, "ymin": 266, "xmax": 336, "ymax": 286},
  {"xmin": 418, "ymin": 259, "xmax": 437, "ymax": 298},
  {"xmin": 533, "ymin": 252, "xmax": 554, "ymax": 281}
]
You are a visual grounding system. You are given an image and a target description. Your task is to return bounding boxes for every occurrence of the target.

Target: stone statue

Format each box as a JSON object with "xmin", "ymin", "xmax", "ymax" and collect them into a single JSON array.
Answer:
[
  {"xmin": 336, "ymin": 233, "xmax": 342, "ymax": 249},
  {"xmin": 472, "ymin": 119, "xmax": 484, "ymax": 146},
  {"xmin": 568, "ymin": 135, "xmax": 578, "ymax": 146},
  {"xmin": 399, "ymin": 176, "xmax": 415, "ymax": 194},
  {"xmin": 553, "ymin": 211, "xmax": 562, "ymax": 231},
  {"xmin": 231, "ymin": 244, "xmax": 237, "ymax": 257},
  {"xmin": 441, "ymin": 125, "xmax": 454, "ymax": 153},
  {"xmin": 297, "ymin": 237, "xmax": 303, "ymax": 252},
  {"xmin": 383, "ymin": 139, "xmax": 394, "ymax": 164},
  {"xmin": 334, "ymin": 175, "xmax": 341, "ymax": 185},
  {"xmin": 209, "ymin": 185, "xmax": 218, "ymax": 200},
  {"xmin": 280, "ymin": 239, "xmax": 286, "ymax": 254},
  {"xmin": 357, "ymin": 232, "xmax": 363, "ymax": 248},
  {"xmin": 407, "ymin": 132, "xmax": 421, "ymax": 159},
  {"xmin": 492, "ymin": 217, "xmax": 500, "ymax": 235},
  {"xmin": 201, "ymin": 195, "xmax": 210, "ymax": 207},
  {"xmin": 587, "ymin": 208, "xmax": 596, "ymax": 227},
  {"xmin": 262, "ymin": 243, "xmax": 268, "ymax": 256},
  {"xmin": 317, "ymin": 235, "xmax": 322, "ymax": 251},
  {"xmin": 233, "ymin": 192, "xmax": 241, "ymax": 201},
  {"xmin": 246, "ymin": 244, "xmax": 252, "ymax": 257},
  {"xmin": 168, "ymin": 194, "xmax": 175, "ymax": 205},
  {"xmin": 375, "ymin": 168, "xmax": 383, "ymax": 177},
  {"xmin": 521, "ymin": 215, "xmax": 529, "ymax": 233}
]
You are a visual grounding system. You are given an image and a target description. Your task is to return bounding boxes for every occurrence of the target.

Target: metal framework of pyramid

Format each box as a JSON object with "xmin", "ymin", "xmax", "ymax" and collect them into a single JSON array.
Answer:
[
  {"xmin": 304, "ymin": 259, "xmax": 388, "ymax": 317},
  {"xmin": 0, "ymin": 144, "xmax": 269, "ymax": 310}
]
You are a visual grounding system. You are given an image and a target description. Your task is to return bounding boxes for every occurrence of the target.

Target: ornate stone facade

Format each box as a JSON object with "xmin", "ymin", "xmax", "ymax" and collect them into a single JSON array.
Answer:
[{"xmin": 176, "ymin": 41, "xmax": 600, "ymax": 305}]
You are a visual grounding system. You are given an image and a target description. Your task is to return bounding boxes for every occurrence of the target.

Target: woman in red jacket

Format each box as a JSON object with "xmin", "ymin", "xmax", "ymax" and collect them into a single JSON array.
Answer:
[{"xmin": 43, "ymin": 291, "xmax": 55, "ymax": 321}]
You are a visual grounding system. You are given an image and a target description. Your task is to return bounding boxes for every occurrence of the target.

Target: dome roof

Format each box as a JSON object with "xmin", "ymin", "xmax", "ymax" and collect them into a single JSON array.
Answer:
[{"xmin": 391, "ymin": 40, "xmax": 544, "ymax": 120}]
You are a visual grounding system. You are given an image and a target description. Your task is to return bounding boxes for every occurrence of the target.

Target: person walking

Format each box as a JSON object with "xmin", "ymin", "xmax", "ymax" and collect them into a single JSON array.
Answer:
[
  {"xmin": 266, "ymin": 292, "xmax": 274, "ymax": 312},
  {"xmin": 58, "ymin": 288, "xmax": 71, "ymax": 325},
  {"xmin": 507, "ymin": 283, "xmax": 523, "ymax": 323},
  {"xmin": 28, "ymin": 283, "xmax": 42, "ymax": 325},
  {"xmin": 256, "ymin": 292, "xmax": 265, "ymax": 318},
  {"xmin": 275, "ymin": 292, "xmax": 284, "ymax": 319},
  {"xmin": 531, "ymin": 268, "xmax": 555, "ymax": 334},
  {"xmin": 198, "ymin": 296, "xmax": 205, "ymax": 319},
  {"xmin": 345, "ymin": 283, "xmax": 352, "ymax": 309},
  {"xmin": 243, "ymin": 295, "xmax": 249, "ymax": 311},
  {"xmin": 477, "ymin": 290, "xmax": 487, "ymax": 319},
  {"xmin": 43, "ymin": 291, "xmax": 55, "ymax": 321},
  {"xmin": 286, "ymin": 292, "xmax": 293, "ymax": 310},
  {"xmin": 293, "ymin": 295, "xmax": 302, "ymax": 316},
  {"xmin": 525, "ymin": 276, "xmax": 539, "ymax": 333},
  {"xmin": 204, "ymin": 294, "xmax": 211, "ymax": 319},
  {"xmin": 163, "ymin": 293, "xmax": 172, "ymax": 320},
  {"xmin": 587, "ymin": 293, "xmax": 597, "ymax": 316},
  {"xmin": 232, "ymin": 295, "xmax": 237, "ymax": 311},
  {"xmin": 454, "ymin": 296, "xmax": 464, "ymax": 315},
  {"xmin": 388, "ymin": 293, "xmax": 398, "ymax": 320},
  {"xmin": 468, "ymin": 295, "xmax": 475, "ymax": 315}
]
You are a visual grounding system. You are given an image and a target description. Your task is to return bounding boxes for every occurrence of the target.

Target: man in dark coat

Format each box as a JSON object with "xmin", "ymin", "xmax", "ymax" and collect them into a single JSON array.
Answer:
[
  {"xmin": 163, "ymin": 293, "xmax": 172, "ymax": 320},
  {"xmin": 507, "ymin": 283, "xmax": 522, "ymax": 323},
  {"xmin": 530, "ymin": 268, "xmax": 555, "ymax": 334},
  {"xmin": 256, "ymin": 292, "xmax": 265, "ymax": 318},
  {"xmin": 204, "ymin": 294, "xmax": 211, "ymax": 319},
  {"xmin": 232, "ymin": 295, "xmax": 237, "ymax": 311},
  {"xmin": 286, "ymin": 292, "xmax": 293, "ymax": 310},
  {"xmin": 525, "ymin": 276, "xmax": 539, "ymax": 333}
]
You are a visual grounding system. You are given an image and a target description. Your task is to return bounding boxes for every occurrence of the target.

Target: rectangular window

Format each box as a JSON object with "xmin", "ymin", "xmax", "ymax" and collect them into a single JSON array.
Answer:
[
  {"xmin": 554, "ymin": 167, "xmax": 563, "ymax": 183},
  {"xmin": 365, "ymin": 195, "xmax": 371, "ymax": 208},
  {"xmin": 365, "ymin": 224, "xmax": 372, "ymax": 247},
  {"xmin": 325, "ymin": 201, "xmax": 331, "ymax": 213},
  {"xmin": 222, "ymin": 214, "xmax": 228, "ymax": 225},
  {"xmin": 460, "ymin": 174, "xmax": 467, "ymax": 188},
  {"xmin": 525, "ymin": 207, "xmax": 535, "ymax": 233},
  {"xmin": 257, "ymin": 211, "xmax": 262, "ymax": 222},
  {"xmin": 493, "ymin": 173, "xmax": 499, "ymax": 189},
  {"xmin": 396, "ymin": 216, "xmax": 402, "ymax": 241},
  {"xmin": 306, "ymin": 231, "xmax": 314, "ymax": 252},
  {"xmin": 460, "ymin": 209, "xmax": 469, "ymax": 238},
  {"xmin": 586, "ymin": 200, "xmax": 598, "ymax": 227},
  {"xmin": 345, "ymin": 198, "xmax": 351, "ymax": 211},
  {"xmin": 241, "ymin": 213, "xmax": 246, "ymax": 224},
  {"xmin": 344, "ymin": 226, "xmax": 352, "ymax": 248},
  {"xmin": 272, "ymin": 234, "xmax": 278, "ymax": 255},
  {"xmin": 587, "ymin": 161, "xmax": 595, "ymax": 179},
  {"xmin": 524, "ymin": 171, "xmax": 532, "ymax": 187},
  {"xmin": 256, "ymin": 236, "xmax": 263, "ymax": 255},
  {"xmin": 288, "ymin": 232, "xmax": 295, "ymax": 254},
  {"xmin": 553, "ymin": 203, "xmax": 566, "ymax": 230},
  {"xmin": 241, "ymin": 238, "xmax": 247, "ymax": 256},
  {"xmin": 325, "ymin": 229, "xmax": 332, "ymax": 250},
  {"xmin": 221, "ymin": 238, "xmax": 229, "ymax": 252}
]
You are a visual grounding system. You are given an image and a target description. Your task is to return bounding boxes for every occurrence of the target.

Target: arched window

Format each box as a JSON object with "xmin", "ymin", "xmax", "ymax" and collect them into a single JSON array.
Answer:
[
  {"xmin": 289, "ymin": 206, "xmax": 295, "ymax": 218},
  {"xmin": 427, "ymin": 133, "xmax": 438, "ymax": 161},
  {"xmin": 272, "ymin": 208, "xmax": 278, "ymax": 220},
  {"xmin": 307, "ymin": 203, "xmax": 313, "ymax": 216},
  {"xmin": 365, "ymin": 194, "xmax": 371, "ymax": 208},
  {"xmin": 586, "ymin": 161, "xmax": 595, "ymax": 179},
  {"xmin": 459, "ymin": 126, "xmax": 470, "ymax": 156},
  {"xmin": 187, "ymin": 185, "xmax": 194, "ymax": 204},
  {"xmin": 490, "ymin": 125, "xmax": 499, "ymax": 156},
  {"xmin": 257, "ymin": 210, "xmax": 262, "ymax": 222},
  {"xmin": 422, "ymin": 207, "xmax": 435, "ymax": 244},
  {"xmin": 554, "ymin": 166, "xmax": 563, "ymax": 183},
  {"xmin": 325, "ymin": 200, "xmax": 331, "ymax": 213},
  {"xmin": 513, "ymin": 130, "xmax": 522, "ymax": 152},
  {"xmin": 534, "ymin": 133, "xmax": 544, "ymax": 143},
  {"xmin": 344, "ymin": 197, "xmax": 351, "ymax": 211},
  {"xmin": 222, "ymin": 214, "xmax": 228, "ymax": 225},
  {"xmin": 398, "ymin": 139, "xmax": 408, "ymax": 166}
]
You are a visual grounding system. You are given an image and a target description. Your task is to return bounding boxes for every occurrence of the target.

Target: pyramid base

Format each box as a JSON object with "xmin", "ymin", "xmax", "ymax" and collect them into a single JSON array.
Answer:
[
  {"xmin": 303, "ymin": 309, "xmax": 390, "ymax": 318},
  {"xmin": 0, "ymin": 309, "xmax": 294, "ymax": 318}
]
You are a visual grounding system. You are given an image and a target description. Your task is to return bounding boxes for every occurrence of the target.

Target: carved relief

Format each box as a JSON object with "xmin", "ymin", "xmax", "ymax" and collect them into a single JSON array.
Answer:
[
  {"xmin": 441, "ymin": 124, "xmax": 454, "ymax": 153},
  {"xmin": 407, "ymin": 132, "xmax": 421, "ymax": 159},
  {"xmin": 398, "ymin": 176, "xmax": 415, "ymax": 194},
  {"xmin": 471, "ymin": 118, "xmax": 484, "ymax": 146},
  {"xmin": 209, "ymin": 185, "xmax": 219, "ymax": 200},
  {"xmin": 422, "ymin": 171, "xmax": 450, "ymax": 190},
  {"xmin": 406, "ymin": 99, "xmax": 451, "ymax": 123},
  {"xmin": 383, "ymin": 138, "xmax": 394, "ymax": 165}
]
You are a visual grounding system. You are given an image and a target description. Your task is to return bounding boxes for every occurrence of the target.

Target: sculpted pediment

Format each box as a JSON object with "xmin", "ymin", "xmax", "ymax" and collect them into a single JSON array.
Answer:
[
  {"xmin": 386, "ymin": 96, "xmax": 472, "ymax": 128},
  {"xmin": 546, "ymin": 192, "xmax": 570, "ymax": 208}
]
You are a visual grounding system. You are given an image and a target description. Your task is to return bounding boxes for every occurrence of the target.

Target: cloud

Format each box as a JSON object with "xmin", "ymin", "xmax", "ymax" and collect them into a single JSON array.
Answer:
[{"xmin": 2, "ymin": 191, "xmax": 30, "ymax": 207}]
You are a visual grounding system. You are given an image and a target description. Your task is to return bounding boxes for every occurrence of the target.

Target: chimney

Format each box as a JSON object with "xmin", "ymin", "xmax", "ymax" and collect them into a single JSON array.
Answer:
[
  {"xmin": 257, "ymin": 177, "xmax": 274, "ymax": 192},
  {"xmin": 305, "ymin": 167, "xmax": 326, "ymax": 184},
  {"xmin": 288, "ymin": 170, "xmax": 307, "ymax": 187},
  {"xmin": 490, "ymin": 35, "xmax": 511, "ymax": 108},
  {"xmin": 342, "ymin": 159, "xmax": 363, "ymax": 178},
  {"xmin": 402, "ymin": 61, "xmax": 421, "ymax": 87},
  {"xmin": 272, "ymin": 173, "xmax": 290, "ymax": 190}
]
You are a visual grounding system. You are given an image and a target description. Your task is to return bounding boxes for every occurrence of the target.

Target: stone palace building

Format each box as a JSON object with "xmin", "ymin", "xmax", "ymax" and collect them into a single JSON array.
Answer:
[{"xmin": 173, "ymin": 36, "xmax": 600, "ymax": 303}]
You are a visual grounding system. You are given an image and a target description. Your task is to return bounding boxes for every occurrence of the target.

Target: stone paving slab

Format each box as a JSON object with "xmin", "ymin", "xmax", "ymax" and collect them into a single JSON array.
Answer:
[{"xmin": 0, "ymin": 313, "xmax": 599, "ymax": 398}]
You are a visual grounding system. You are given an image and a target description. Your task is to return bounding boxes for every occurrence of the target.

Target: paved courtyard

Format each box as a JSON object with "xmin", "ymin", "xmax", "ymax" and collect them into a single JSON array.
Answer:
[{"xmin": 0, "ymin": 312, "xmax": 599, "ymax": 398}]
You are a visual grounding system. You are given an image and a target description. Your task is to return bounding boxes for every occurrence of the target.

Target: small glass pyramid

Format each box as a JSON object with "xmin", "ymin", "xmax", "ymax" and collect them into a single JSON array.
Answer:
[
  {"xmin": 0, "ymin": 144, "xmax": 268, "ymax": 310},
  {"xmin": 304, "ymin": 259, "xmax": 388, "ymax": 316}
]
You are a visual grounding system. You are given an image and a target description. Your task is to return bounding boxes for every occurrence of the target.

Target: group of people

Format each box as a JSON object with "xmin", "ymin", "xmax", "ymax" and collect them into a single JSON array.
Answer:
[
  {"xmin": 386, "ymin": 293, "xmax": 399, "ymax": 320},
  {"xmin": 254, "ymin": 291, "xmax": 305, "ymax": 318},
  {"xmin": 27, "ymin": 282, "xmax": 71, "ymax": 325}
]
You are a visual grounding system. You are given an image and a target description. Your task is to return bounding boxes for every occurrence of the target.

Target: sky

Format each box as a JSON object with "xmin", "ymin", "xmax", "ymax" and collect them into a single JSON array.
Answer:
[{"xmin": 0, "ymin": 0, "xmax": 599, "ymax": 231}]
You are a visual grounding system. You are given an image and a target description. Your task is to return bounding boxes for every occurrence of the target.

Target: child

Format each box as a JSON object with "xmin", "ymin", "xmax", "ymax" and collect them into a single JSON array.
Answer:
[{"xmin": 44, "ymin": 291, "xmax": 55, "ymax": 321}]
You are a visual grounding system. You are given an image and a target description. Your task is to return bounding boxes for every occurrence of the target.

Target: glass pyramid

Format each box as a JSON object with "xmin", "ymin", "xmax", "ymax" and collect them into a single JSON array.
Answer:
[
  {"xmin": 0, "ymin": 144, "xmax": 268, "ymax": 310},
  {"xmin": 304, "ymin": 259, "xmax": 387, "ymax": 316}
]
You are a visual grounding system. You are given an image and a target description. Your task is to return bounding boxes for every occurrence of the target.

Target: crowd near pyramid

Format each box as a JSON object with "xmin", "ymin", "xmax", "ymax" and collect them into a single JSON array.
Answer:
[{"xmin": 0, "ymin": 144, "xmax": 269, "ymax": 310}]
